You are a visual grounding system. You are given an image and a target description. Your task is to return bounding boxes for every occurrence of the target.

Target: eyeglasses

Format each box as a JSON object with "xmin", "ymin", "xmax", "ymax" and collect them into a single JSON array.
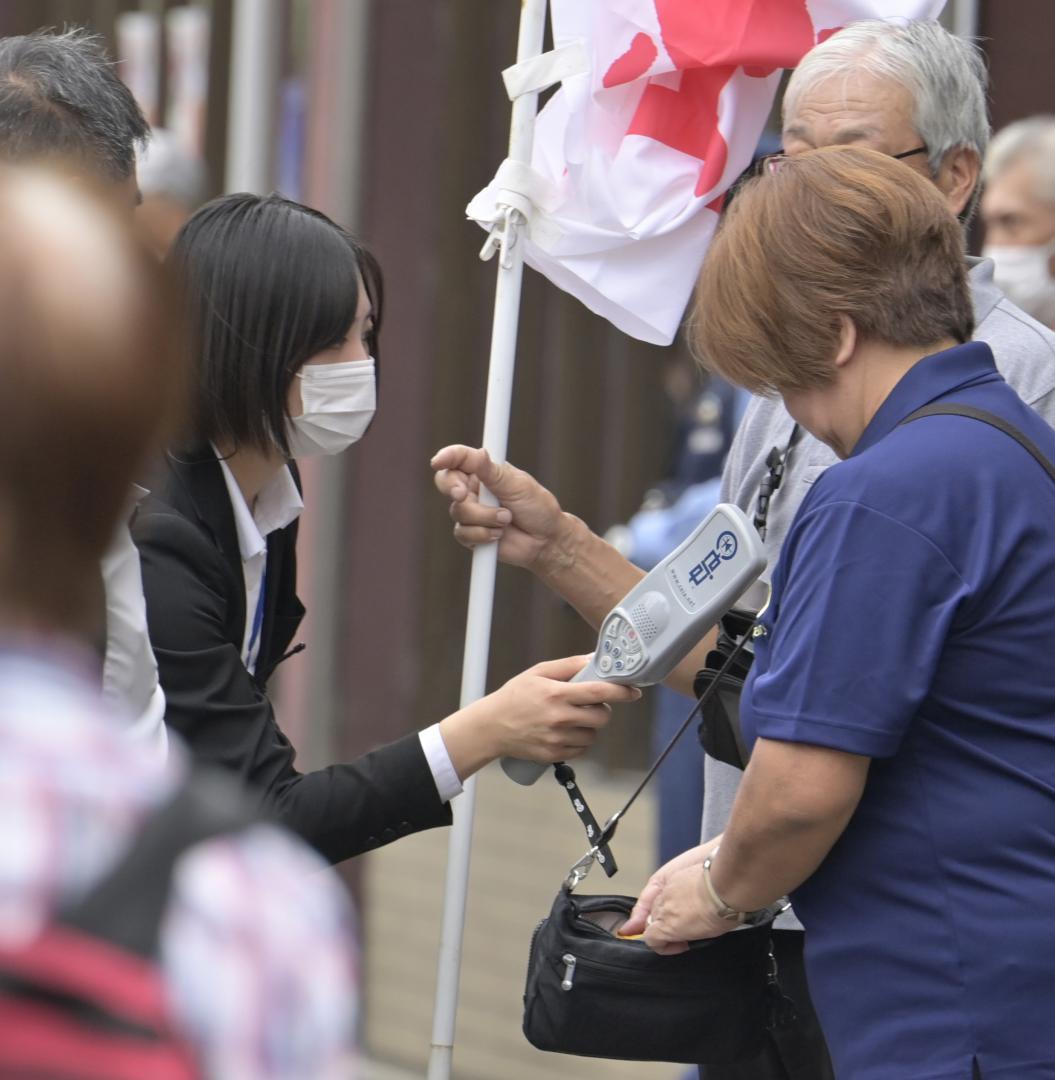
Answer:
[{"xmin": 756, "ymin": 144, "xmax": 930, "ymax": 176}]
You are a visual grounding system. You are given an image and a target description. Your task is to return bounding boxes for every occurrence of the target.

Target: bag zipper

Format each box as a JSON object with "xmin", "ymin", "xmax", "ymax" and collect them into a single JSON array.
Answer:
[
  {"xmin": 572, "ymin": 914, "xmax": 633, "ymax": 940},
  {"xmin": 551, "ymin": 950, "xmax": 737, "ymax": 994},
  {"xmin": 524, "ymin": 918, "xmax": 546, "ymax": 994}
]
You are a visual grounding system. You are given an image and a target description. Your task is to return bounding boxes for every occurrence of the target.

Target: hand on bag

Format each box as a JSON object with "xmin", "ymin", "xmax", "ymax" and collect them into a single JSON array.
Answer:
[
  {"xmin": 439, "ymin": 655, "xmax": 640, "ymax": 780},
  {"xmin": 430, "ymin": 445, "xmax": 567, "ymax": 570},
  {"xmin": 620, "ymin": 836, "xmax": 723, "ymax": 944},
  {"xmin": 643, "ymin": 861, "xmax": 735, "ymax": 955}
]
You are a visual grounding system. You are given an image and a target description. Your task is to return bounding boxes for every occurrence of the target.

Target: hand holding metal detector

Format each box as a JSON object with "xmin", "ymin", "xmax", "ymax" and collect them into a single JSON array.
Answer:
[{"xmin": 501, "ymin": 503, "xmax": 766, "ymax": 785}]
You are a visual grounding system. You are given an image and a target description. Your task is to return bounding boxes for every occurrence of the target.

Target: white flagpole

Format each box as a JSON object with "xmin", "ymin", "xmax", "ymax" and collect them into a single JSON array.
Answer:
[{"xmin": 427, "ymin": 2, "xmax": 549, "ymax": 1077}]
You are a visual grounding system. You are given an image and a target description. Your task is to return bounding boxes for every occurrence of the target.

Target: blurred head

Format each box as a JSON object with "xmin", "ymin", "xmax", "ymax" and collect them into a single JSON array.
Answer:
[
  {"xmin": 980, "ymin": 116, "xmax": 1055, "ymax": 327},
  {"xmin": 168, "ymin": 192, "xmax": 383, "ymax": 459},
  {"xmin": 0, "ymin": 27, "xmax": 149, "ymax": 210},
  {"xmin": 0, "ymin": 167, "xmax": 181, "ymax": 635},
  {"xmin": 782, "ymin": 19, "xmax": 988, "ymax": 220},
  {"xmin": 693, "ymin": 146, "xmax": 973, "ymax": 399}
]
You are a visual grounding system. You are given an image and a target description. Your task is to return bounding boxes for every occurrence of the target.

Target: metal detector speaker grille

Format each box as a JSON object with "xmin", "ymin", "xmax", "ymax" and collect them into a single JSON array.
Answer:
[{"xmin": 629, "ymin": 602, "xmax": 660, "ymax": 642}]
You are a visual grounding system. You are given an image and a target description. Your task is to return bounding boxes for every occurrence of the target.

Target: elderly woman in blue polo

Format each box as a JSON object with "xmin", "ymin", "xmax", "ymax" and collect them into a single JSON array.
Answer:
[{"xmin": 622, "ymin": 147, "xmax": 1055, "ymax": 1080}]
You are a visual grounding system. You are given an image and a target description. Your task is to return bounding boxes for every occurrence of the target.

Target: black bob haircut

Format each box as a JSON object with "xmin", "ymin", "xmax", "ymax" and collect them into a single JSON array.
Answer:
[
  {"xmin": 0, "ymin": 27, "xmax": 148, "ymax": 181},
  {"xmin": 168, "ymin": 192, "xmax": 384, "ymax": 457}
]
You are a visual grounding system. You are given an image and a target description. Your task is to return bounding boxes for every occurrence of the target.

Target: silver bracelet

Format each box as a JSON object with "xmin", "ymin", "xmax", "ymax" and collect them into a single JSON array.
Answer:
[{"xmin": 702, "ymin": 848, "xmax": 748, "ymax": 924}]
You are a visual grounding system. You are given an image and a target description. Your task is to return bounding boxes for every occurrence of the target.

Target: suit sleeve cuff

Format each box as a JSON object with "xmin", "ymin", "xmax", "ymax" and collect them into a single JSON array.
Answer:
[{"xmin": 419, "ymin": 724, "xmax": 463, "ymax": 803}]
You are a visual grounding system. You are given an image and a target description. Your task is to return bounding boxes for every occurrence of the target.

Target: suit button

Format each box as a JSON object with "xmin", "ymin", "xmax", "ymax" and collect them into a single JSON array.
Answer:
[{"xmin": 400, "ymin": 822, "xmax": 412, "ymax": 831}]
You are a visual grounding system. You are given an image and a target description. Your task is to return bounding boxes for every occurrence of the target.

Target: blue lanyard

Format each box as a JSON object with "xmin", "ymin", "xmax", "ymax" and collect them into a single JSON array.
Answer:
[{"xmin": 247, "ymin": 566, "xmax": 267, "ymax": 665}]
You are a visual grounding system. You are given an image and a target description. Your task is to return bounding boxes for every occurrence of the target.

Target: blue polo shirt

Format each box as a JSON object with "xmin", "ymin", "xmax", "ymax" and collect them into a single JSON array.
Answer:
[{"xmin": 740, "ymin": 342, "xmax": 1055, "ymax": 1080}]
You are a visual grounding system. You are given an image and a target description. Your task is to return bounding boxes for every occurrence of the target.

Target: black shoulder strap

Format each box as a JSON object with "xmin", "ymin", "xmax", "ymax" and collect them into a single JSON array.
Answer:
[
  {"xmin": 59, "ymin": 769, "xmax": 260, "ymax": 957},
  {"xmin": 901, "ymin": 403, "xmax": 1055, "ymax": 483}
]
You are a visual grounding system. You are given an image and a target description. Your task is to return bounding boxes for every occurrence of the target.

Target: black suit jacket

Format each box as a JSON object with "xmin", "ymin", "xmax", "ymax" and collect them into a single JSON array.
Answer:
[{"xmin": 132, "ymin": 447, "xmax": 452, "ymax": 864}]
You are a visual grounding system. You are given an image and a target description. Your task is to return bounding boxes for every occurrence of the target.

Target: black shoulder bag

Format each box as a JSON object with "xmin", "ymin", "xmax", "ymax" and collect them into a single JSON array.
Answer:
[{"xmin": 522, "ymin": 631, "xmax": 793, "ymax": 1066}]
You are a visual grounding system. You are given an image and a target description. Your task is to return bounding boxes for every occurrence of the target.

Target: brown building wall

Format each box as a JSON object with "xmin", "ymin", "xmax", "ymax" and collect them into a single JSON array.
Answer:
[{"xmin": 981, "ymin": 0, "xmax": 1055, "ymax": 134}]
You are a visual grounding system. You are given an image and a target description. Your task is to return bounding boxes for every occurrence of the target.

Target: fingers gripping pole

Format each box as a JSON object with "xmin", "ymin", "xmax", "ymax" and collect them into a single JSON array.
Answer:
[{"xmin": 427, "ymin": 3, "xmax": 549, "ymax": 1078}]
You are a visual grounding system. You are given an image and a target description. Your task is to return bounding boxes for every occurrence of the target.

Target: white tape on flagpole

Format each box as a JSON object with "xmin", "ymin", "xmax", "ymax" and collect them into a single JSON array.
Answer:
[
  {"xmin": 426, "ymin": 3, "xmax": 549, "ymax": 1078},
  {"xmin": 502, "ymin": 39, "xmax": 588, "ymax": 99}
]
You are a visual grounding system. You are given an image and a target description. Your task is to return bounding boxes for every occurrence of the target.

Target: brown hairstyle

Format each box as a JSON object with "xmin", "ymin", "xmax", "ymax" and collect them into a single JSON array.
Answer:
[
  {"xmin": 692, "ymin": 146, "xmax": 974, "ymax": 395},
  {"xmin": 0, "ymin": 167, "xmax": 183, "ymax": 635}
]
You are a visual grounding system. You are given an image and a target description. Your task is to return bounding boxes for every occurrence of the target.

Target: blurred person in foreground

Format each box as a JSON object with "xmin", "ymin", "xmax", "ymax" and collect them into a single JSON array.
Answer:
[
  {"xmin": 982, "ymin": 116, "xmax": 1055, "ymax": 329},
  {"xmin": 0, "ymin": 27, "xmax": 166, "ymax": 755},
  {"xmin": 0, "ymin": 167, "xmax": 358, "ymax": 1077},
  {"xmin": 132, "ymin": 192, "xmax": 638, "ymax": 865},
  {"xmin": 627, "ymin": 145, "xmax": 1055, "ymax": 1080},
  {"xmin": 433, "ymin": 20, "xmax": 1055, "ymax": 1078}
]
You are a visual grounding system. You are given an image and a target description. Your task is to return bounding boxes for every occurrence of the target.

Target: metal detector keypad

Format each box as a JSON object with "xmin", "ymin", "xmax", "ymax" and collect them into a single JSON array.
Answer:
[{"xmin": 597, "ymin": 613, "xmax": 646, "ymax": 678}]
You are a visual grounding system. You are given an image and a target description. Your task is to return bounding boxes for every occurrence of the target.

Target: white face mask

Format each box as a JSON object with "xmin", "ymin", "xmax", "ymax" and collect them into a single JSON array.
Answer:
[
  {"xmin": 983, "ymin": 240, "xmax": 1055, "ymax": 328},
  {"xmin": 286, "ymin": 357, "xmax": 376, "ymax": 458}
]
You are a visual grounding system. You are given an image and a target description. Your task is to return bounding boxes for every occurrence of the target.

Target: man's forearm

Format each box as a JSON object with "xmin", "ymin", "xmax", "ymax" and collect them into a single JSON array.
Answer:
[{"xmin": 533, "ymin": 511, "xmax": 644, "ymax": 626}]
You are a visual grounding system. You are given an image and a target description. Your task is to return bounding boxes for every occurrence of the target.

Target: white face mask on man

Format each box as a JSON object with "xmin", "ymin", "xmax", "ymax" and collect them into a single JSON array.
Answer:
[
  {"xmin": 285, "ymin": 357, "xmax": 376, "ymax": 458},
  {"xmin": 983, "ymin": 239, "xmax": 1055, "ymax": 328}
]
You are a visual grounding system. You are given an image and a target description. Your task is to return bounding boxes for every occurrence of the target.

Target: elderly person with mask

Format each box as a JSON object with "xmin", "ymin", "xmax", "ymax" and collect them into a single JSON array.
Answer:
[
  {"xmin": 626, "ymin": 144, "xmax": 1055, "ymax": 1080},
  {"xmin": 981, "ymin": 116, "xmax": 1055, "ymax": 329},
  {"xmin": 433, "ymin": 19, "xmax": 1055, "ymax": 1077}
]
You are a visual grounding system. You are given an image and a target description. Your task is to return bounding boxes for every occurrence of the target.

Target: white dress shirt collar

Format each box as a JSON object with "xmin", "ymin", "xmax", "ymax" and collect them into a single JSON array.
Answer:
[
  {"xmin": 214, "ymin": 451, "xmax": 303, "ymax": 675},
  {"xmin": 215, "ymin": 453, "xmax": 303, "ymax": 561}
]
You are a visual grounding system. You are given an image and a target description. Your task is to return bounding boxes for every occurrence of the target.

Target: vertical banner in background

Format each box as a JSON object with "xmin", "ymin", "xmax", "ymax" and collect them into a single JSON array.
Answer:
[
  {"xmin": 469, "ymin": 0, "xmax": 946, "ymax": 347},
  {"xmin": 166, "ymin": 5, "xmax": 212, "ymax": 158},
  {"xmin": 115, "ymin": 12, "xmax": 161, "ymax": 126}
]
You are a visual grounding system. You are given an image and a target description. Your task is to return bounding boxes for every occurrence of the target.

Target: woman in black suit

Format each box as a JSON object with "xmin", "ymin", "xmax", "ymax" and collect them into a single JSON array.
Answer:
[{"xmin": 133, "ymin": 193, "xmax": 636, "ymax": 864}]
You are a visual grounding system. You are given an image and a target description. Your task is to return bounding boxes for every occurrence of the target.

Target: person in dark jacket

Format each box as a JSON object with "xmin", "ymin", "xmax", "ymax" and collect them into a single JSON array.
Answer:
[{"xmin": 134, "ymin": 192, "xmax": 638, "ymax": 865}]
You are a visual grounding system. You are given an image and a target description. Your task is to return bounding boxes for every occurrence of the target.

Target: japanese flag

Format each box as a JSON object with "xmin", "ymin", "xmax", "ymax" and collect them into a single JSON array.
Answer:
[{"xmin": 468, "ymin": 0, "xmax": 947, "ymax": 345}]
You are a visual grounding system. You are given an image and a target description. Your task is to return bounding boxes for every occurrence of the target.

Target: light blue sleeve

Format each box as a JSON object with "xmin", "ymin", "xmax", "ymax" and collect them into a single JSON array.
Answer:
[{"xmin": 626, "ymin": 478, "xmax": 722, "ymax": 569}]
